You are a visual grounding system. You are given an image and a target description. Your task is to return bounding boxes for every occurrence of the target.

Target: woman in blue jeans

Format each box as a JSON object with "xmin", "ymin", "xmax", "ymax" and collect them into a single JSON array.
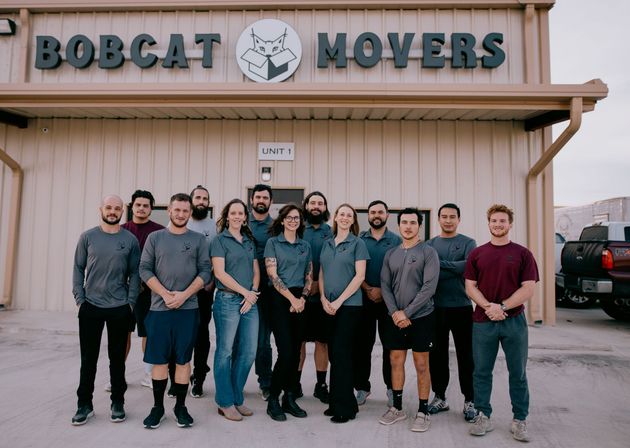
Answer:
[{"xmin": 211, "ymin": 198, "xmax": 260, "ymax": 422}]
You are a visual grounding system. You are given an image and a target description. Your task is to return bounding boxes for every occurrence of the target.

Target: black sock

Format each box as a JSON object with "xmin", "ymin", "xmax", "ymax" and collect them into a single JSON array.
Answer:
[
  {"xmin": 297, "ymin": 370, "xmax": 303, "ymax": 382},
  {"xmin": 174, "ymin": 382, "xmax": 188, "ymax": 408},
  {"xmin": 418, "ymin": 399, "xmax": 428, "ymax": 414},
  {"xmin": 316, "ymin": 370, "xmax": 327, "ymax": 385},
  {"xmin": 393, "ymin": 390, "xmax": 403, "ymax": 410},
  {"xmin": 152, "ymin": 379, "xmax": 167, "ymax": 409}
]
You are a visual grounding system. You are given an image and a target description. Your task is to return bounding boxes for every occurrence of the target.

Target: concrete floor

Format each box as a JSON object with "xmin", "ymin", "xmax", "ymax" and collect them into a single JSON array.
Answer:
[{"xmin": 0, "ymin": 306, "xmax": 629, "ymax": 448}]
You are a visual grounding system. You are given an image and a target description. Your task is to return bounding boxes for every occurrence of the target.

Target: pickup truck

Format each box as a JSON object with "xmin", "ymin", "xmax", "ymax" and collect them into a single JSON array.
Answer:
[
  {"xmin": 556, "ymin": 222, "xmax": 630, "ymax": 321},
  {"xmin": 555, "ymin": 232, "xmax": 593, "ymax": 308}
]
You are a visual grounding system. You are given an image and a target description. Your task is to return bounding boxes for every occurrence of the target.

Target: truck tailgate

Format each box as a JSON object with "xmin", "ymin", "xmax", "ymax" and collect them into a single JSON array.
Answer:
[{"xmin": 561, "ymin": 241, "xmax": 608, "ymax": 277}]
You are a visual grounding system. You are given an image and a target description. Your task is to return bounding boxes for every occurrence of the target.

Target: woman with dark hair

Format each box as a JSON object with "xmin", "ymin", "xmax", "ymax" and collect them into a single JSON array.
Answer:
[
  {"xmin": 319, "ymin": 203, "xmax": 370, "ymax": 423},
  {"xmin": 263, "ymin": 204, "xmax": 313, "ymax": 421},
  {"xmin": 211, "ymin": 199, "xmax": 260, "ymax": 422}
]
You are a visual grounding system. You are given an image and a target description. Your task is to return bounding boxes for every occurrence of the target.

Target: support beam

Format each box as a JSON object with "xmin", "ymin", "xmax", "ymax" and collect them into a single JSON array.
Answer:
[{"xmin": 0, "ymin": 110, "xmax": 28, "ymax": 128}]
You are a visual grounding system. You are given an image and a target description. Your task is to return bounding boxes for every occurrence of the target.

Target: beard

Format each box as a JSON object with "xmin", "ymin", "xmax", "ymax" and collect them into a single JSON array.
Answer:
[
  {"xmin": 253, "ymin": 203, "xmax": 269, "ymax": 214},
  {"xmin": 369, "ymin": 218, "xmax": 386, "ymax": 230},
  {"xmin": 490, "ymin": 227, "xmax": 509, "ymax": 238},
  {"xmin": 304, "ymin": 209, "xmax": 325, "ymax": 225},
  {"xmin": 101, "ymin": 213, "xmax": 121, "ymax": 225},
  {"xmin": 170, "ymin": 217, "xmax": 189, "ymax": 228},
  {"xmin": 192, "ymin": 205, "xmax": 209, "ymax": 220}
]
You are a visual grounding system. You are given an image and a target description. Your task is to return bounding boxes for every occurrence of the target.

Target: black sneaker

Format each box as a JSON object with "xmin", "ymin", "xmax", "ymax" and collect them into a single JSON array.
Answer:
[
  {"xmin": 266, "ymin": 397, "xmax": 287, "ymax": 422},
  {"xmin": 190, "ymin": 378, "xmax": 203, "ymax": 398},
  {"xmin": 314, "ymin": 383, "xmax": 330, "ymax": 404},
  {"xmin": 167, "ymin": 385, "xmax": 176, "ymax": 398},
  {"xmin": 71, "ymin": 405, "xmax": 94, "ymax": 426},
  {"xmin": 174, "ymin": 405, "xmax": 194, "ymax": 428},
  {"xmin": 110, "ymin": 402, "xmax": 126, "ymax": 423},
  {"xmin": 143, "ymin": 406, "xmax": 165, "ymax": 429}
]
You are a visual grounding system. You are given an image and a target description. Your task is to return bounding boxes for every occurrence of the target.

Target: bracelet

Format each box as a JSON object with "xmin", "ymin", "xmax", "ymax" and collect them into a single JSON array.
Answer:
[{"xmin": 252, "ymin": 288, "xmax": 259, "ymax": 293}]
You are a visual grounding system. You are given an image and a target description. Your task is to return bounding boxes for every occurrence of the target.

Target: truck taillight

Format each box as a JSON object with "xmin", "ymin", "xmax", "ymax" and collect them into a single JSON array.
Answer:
[{"xmin": 602, "ymin": 249, "xmax": 614, "ymax": 270}]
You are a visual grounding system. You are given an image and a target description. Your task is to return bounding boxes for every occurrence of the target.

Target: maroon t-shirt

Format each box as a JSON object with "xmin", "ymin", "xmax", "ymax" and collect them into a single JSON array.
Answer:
[
  {"xmin": 464, "ymin": 241, "xmax": 539, "ymax": 323},
  {"xmin": 122, "ymin": 220, "xmax": 164, "ymax": 251}
]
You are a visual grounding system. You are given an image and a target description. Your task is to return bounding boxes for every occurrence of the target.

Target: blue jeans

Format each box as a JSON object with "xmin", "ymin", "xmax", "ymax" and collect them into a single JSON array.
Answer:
[
  {"xmin": 472, "ymin": 312, "xmax": 529, "ymax": 420},
  {"xmin": 213, "ymin": 290, "xmax": 259, "ymax": 408}
]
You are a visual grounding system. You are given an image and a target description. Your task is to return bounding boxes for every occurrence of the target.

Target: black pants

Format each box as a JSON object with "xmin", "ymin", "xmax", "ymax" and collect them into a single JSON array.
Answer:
[
  {"xmin": 192, "ymin": 287, "xmax": 214, "ymax": 383},
  {"xmin": 269, "ymin": 287, "xmax": 304, "ymax": 396},
  {"xmin": 255, "ymin": 283, "xmax": 273, "ymax": 389},
  {"xmin": 429, "ymin": 306, "xmax": 474, "ymax": 402},
  {"xmin": 353, "ymin": 294, "xmax": 391, "ymax": 392},
  {"xmin": 328, "ymin": 306, "xmax": 361, "ymax": 418},
  {"xmin": 77, "ymin": 302, "xmax": 131, "ymax": 407}
]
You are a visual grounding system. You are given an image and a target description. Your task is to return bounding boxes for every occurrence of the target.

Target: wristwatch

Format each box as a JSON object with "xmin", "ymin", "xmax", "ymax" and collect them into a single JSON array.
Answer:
[{"xmin": 500, "ymin": 303, "xmax": 507, "ymax": 312}]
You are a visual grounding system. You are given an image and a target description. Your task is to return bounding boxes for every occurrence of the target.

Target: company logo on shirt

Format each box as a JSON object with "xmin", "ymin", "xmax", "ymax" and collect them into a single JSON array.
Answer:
[{"xmin": 182, "ymin": 242, "xmax": 192, "ymax": 252}]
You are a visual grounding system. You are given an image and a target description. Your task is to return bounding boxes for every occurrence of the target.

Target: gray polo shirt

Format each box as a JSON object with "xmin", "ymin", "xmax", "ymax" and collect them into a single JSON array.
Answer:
[
  {"xmin": 211, "ymin": 229, "xmax": 256, "ymax": 291},
  {"xmin": 303, "ymin": 222, "xmax": 333, "ymax": 281},
  {"xmin": 381, "ymin": 242, "xmax": 439, "ymax": 319},
  {"xmin": 249, "ymin": 213, "xmax": 273, "ymax": 280},
  {"xmin": 264, "ymin": 234, "xmax": 312, "ymax": 289},
  {"xmin": 139, "ymin": 228, "xmax": 212, "ymax": 311},
  {"xmin": 187, "ymin": 216, "xmax": 217, "ymax": 243},
  {"xmin": 319, "ymin": 233, "xmax": 370, "ymax": 307},
  {"xmin": 72, "ymin": 226, "xmax": 141, "ymax": 308},
  {"xmin": 360, "ymin": 228, "xmax": 402, "ymax": 287},
  {"xmin": 426, "ymin": 234, "xmax": 477, "ymax": 308}
]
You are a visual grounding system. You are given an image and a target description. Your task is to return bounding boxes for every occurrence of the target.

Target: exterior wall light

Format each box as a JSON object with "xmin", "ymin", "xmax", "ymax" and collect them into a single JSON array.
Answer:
[
  {"xmin": 0, "ymin": 19, "xmax": 17, "ymax": 36},
  {"xmin": 261, "ymin": 166, "xmax": 272, "ymax": 182}
]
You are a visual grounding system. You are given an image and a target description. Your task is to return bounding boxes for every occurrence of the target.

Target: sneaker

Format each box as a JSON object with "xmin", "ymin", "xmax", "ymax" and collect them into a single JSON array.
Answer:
[
  {"xmin": 173, "ymin": 405, "xmax": 194, "ymax": 428},
  {"xmin": 110, "ymin": 402, "xmax": 126, "ymax": 423},
  {"xmin": 463, "ymin": 401, "xmax": 478, "ymax": 422},
  {"xmin": 313, "ymin": 383, "xmax": 330, "ymax": 404},
  {"xmin": 386, "ymin": 389, "xmax": 394, "ymax": 408},
  {"xmin": 190, "ymin": 378, "xmax": 203, "ymax": 398},
  {"xmin": 167, "ymin": 385, "xmax": 176, "ymax": 398},
  {"xmin": 355, "ymin": 390, "xmax": 370, "ymax": 406},
  {"xmin": 104, "ymin": 382, "xmax": 112, "ymax": 392},
  {"xmin": 141, "ymin": 374, "xmax": 153, "ymax": 389},
  {"xmin": 260, "ymin": 387, "xmax": 271, "ymax": 401},
  {"xmin": 511, "ymin": 419, "xmax": 530, "ymax": 442},
  {"xmin": 427, "ymin": 396, "xmax": 449, "ymax": 414},
  {"xmin": 143, "ymin": 406, "xmax": 165, "ymax": 429},
  {"xmin": 378, "ymin": 407, "xmax": 407, "ymax": 425},
  {"xmin": 71, "ymin": 405, "xmax": 94, "ymax": 426},
  {"xmin": 470, "ymin": 412, "xmax": 493, "ymax": 436},
  {"xmin": 410, "ymin": 412, "xmax": 431, "ymax": 432}
]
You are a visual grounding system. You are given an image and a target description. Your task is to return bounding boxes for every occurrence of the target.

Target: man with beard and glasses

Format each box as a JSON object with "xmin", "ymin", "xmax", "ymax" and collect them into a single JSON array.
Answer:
[
  {"xmin": 186, "ymin": 185, "xmax": 216, "ymax": 398},
  {"xmin": 298, "ymin": 191, "xmax": 333, "ymax": 403},
  {"xmin": 355, "ymin": 200, "xmax": 401, "ymax": 407},
  {"xmin": 71, "ymin": 195, "xmax": 141, "ymax": 426},
  {"xmin": 140, "ymin": 193, "xmax": 212, "ymax": 429},
  {"xmin": 247, "ymin": 184, "xmax": 274, "ymax": 400},
  {"xmin": 465, "ymin": 204, "xmax": 538, "ymax": 442},
  {"xmin": 121, "ymin": 190, "xmax": 164, "ymax": 390}
]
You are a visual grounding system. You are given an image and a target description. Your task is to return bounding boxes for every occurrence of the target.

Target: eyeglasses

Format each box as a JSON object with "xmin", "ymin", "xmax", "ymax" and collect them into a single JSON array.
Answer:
[{"xmin": 284, "ymin": 216, "xmax": 301, "ymax": 223}]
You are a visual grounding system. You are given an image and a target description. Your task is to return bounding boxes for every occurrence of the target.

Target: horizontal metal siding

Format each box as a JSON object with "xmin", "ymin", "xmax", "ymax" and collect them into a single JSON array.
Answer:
[
  {"xmin": 23, "ymin": 8, "xmax": 528, "ymax": 84},
  {"xmin": 0, "ymin": 117, "xmax": 542, "ymax": 311}
]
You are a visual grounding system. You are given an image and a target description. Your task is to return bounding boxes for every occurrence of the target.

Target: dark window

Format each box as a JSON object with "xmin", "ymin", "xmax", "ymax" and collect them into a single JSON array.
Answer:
[{"xmin": 580, "ymin": 226, "xmax": 607, "ymax": 241}]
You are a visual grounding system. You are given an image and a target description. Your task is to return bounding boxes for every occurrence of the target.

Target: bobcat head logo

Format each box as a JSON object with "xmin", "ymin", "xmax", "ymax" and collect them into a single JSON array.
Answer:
[{"xmin": 236, "ymin": 19, "xmax": 302, "ymax": 83}]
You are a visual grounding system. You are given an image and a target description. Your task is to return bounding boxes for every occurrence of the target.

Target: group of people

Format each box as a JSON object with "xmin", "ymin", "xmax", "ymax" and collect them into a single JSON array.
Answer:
[{"xmin": 71, "ymin": 185, "xmax": 538, "ymax": 442}]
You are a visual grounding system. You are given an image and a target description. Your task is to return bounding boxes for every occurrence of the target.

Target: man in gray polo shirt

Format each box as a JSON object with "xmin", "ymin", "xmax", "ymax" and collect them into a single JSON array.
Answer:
[
  {"xmin": 140, "ymin": 193, "xmax": 212, "ymax": 429},
  {"xmin": 380, "ymin": 208, "xmax": 439, "ymax": 433},
  {"xmin": 355, "ymin": 200, "xmax": 402, "ymax": 406},
  {"xmin": 71, "ymin": 194, "xmax": 141, "ymax": 426}
]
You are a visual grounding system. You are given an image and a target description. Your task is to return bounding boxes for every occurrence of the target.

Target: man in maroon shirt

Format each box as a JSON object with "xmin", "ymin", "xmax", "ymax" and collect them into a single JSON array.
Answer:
[
  {"xmin": 464, "ymin": 204, "xmax": 539, "ymax": 443},
  {"xmin": 122, "ymin": 190, "xmax": 164, "ymax": 388}
]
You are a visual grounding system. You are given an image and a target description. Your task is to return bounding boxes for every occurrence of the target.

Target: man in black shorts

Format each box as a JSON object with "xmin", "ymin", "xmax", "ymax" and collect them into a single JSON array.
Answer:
[
  {"xmin": 139, "ymin": 193, "xmax": 212, "ymax": 429},
  {"xmin": 122, "ymin": 190, "xmax": 164, "ymax": 389},
  {"xmin": 379, "ymin": 208, "xmax": 439, "ymax": 433}
]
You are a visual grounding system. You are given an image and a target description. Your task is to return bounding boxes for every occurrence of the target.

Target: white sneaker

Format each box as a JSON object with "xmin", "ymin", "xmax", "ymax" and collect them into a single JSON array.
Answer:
[
  {"xmin": 410, "ymin": 412, "xmax": 431, "ymax": 432},
  {"xmin": 470, "ymin": 412, "xmax": 493, "ymax": 436},
  {"xmin": 378, "ymin": 407, "xmax": 407, "ymax": 425},
  {"xmin": 141, "ymin": 373, "xmax": 153, "ymax": 389},
  {"xmin": 511, "ymin": 419, "xmax": 530, "ymax": 442}
]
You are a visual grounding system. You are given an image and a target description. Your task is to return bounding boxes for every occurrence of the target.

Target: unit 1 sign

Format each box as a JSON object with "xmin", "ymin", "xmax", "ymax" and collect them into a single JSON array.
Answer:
[{"xmin": 258, "ymin": 142, "xmax": 295, "ymax": 161}]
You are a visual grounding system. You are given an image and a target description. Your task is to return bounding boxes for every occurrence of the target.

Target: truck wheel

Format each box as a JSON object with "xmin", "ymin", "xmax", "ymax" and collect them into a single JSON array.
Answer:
[
  {"xmin": 559, "ymin": 289, "xmax": 595, "ymax": 309},
  {"xmin": 600, "ymin": 297, "xmax": 630, "ymax": 322}
]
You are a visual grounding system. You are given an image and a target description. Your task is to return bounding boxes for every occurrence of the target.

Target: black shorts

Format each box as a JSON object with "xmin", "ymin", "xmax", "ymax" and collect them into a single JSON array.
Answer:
[
  {"xmin": 144, "ymin": 309, "xmax": 199, "ymax": 365},
  {"xmin": 381, "ymin": 311, "xmax": 435, "ymax": 353},
  {"xmin": 133, "ymin": 286, "xmax": 152, "ymax": 337},
  {"xmin": 302, "ymin": 296, "xmax": 331, "ymax": 343}
]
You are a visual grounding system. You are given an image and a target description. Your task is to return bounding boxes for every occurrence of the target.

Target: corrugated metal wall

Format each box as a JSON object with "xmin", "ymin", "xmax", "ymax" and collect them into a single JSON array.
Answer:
[
  {"xmin": 0, "ymin": 118, "xmax": 543, "ymax": 311},
  {"xmin": 20, "ymin": 8, "xmax": 527, "ymax": 84}
]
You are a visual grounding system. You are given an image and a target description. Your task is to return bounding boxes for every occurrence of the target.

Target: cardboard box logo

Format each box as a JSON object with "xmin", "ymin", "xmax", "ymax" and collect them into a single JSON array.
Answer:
[{"xmin": 236, "ymin": 19, "xmax": 302, "ymax": 83}]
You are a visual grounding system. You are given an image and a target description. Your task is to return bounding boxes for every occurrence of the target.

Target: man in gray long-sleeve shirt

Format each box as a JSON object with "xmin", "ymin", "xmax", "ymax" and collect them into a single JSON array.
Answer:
[
  {"xmin": 379, "ymin": 208, "xmax": 439, "ymax": 433},
  {"xmin": 139, "ymin": 193, "xmax": 212, "ymax": 429},
  {"xmin": 71, "ymin": 194, "xmax": 141, "ymax": 426},
  {"xmin": 426, "ymin": 203, "xmax": 478, "ymax": 421}
]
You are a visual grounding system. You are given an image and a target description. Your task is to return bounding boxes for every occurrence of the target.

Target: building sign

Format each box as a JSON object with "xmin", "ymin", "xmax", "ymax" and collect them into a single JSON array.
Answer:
[
  {"xmin": 258, "ymin": 142, "xmax": 295, "ymax": 161},
  {"xmin": 236, "ymin": 19, "xmax": 302, "ymax": 83}
]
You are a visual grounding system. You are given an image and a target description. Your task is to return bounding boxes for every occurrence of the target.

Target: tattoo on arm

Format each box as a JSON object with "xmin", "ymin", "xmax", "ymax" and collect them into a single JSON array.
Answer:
[
  {"xmin": 271, "ymin": 275, "xmax": 288, "ymax": 291},
  {"xmin": 265, "ymin": 258, "xmax": 277, "ymax": 269},
  {"xmin": 303, "ymin": 262, "xmax": 313, "ymax": 297}
]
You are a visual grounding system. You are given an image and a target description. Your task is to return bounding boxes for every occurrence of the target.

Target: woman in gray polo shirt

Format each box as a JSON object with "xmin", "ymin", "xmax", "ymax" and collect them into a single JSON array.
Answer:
[
  {"xmin": 211, "ymin": 199, "xmax": 260, "ymax": 422},
  {"xmin": 264, "ymin": 204, "xmax": 313, "ymax": 422},
  {"xmin": 319, "ymin": 203, "xmax": 370, "ymax": 423}
]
